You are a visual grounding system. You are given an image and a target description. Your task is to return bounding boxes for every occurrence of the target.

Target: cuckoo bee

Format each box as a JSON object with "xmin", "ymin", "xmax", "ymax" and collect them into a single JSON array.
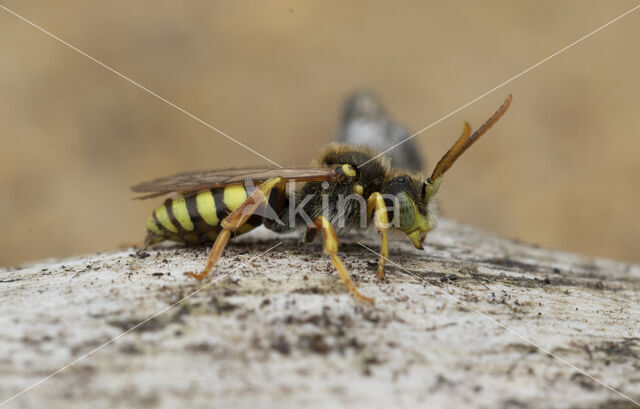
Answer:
[{"xmin": 132, "ymin": 95, "xmax": 512, "ymax": 303}]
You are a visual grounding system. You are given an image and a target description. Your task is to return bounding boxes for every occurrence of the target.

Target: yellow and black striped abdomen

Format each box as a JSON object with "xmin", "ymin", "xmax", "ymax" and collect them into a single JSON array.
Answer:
[{"xmin": 144, "ymin": 184, "xmax": 264, "ymax": 246}]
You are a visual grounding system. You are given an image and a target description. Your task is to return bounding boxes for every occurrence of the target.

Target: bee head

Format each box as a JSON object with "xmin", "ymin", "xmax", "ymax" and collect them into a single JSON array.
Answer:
[
  {"xmin": 383, "ymin": 94, "xmax": 512, "ymax": 249},
  {"xmin": 381, "ymin": 174, "xmax": 434, "ymax": 250}
]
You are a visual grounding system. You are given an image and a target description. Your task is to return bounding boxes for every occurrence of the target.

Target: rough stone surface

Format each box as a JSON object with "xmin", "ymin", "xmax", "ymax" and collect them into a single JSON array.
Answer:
[{"xmin": 1, "ymin": 220, "xmax": 639, "ymax": 409}]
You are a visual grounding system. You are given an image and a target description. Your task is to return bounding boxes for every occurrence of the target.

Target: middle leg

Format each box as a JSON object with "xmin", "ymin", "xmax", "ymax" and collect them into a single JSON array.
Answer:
[{"xmin": 313, "ymin": 216, "xmax": 374, "ymax": 304}]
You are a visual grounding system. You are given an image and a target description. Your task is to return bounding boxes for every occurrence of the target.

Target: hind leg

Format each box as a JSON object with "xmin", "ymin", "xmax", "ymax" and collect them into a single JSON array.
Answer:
[{"xmin": 186, "ymin": 177, "xmax": 284, "ymax": 281}]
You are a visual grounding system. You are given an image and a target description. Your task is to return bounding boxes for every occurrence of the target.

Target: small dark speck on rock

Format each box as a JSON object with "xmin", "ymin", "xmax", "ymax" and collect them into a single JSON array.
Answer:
[
  {"xmin": 152, "ymin": 273, "xmax": 164, "ymax": 277},
  {"xmin": 186, "ymin": 343, "xmax": 216, "ymax": 353},
  {"xmin": 130, "ymin": 251, "xmax": 150, "ymax": 259},
  {"xmin": 272, "ymin": 336, "xmax": 291, "ymax": 355},
  {"xmin": 300, "ymin": 334, "xmax": 329, "ymax": 354},
  {"xmin": 210, "ymin": 297, "xmax": 239, "ymax": 314},
  {"xmin": 570, "ymin": 372, "xmax": 596, "ymax": 390},
  {"xmin": 120, "ymin": 343, "xmax": 143, "ymax": 355}
]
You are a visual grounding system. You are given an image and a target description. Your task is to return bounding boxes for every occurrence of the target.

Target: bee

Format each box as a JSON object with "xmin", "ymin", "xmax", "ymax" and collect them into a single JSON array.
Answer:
[{"xmin": 132, "ymin": 95, "xmax": 512, "ymax": 304}]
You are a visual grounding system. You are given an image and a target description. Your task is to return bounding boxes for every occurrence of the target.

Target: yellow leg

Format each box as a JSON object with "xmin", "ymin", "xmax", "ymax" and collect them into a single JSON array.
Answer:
[
  {"xmin": 367, "ymin": 192, "xmax": 389, "ymax": 280},
  {"xmin": 313, "ymin": 216, "xmax": 374, "ymax": 304},
  {"xmin": 186, "ymin": 177, "xmax": 284, "ymax": 281}
]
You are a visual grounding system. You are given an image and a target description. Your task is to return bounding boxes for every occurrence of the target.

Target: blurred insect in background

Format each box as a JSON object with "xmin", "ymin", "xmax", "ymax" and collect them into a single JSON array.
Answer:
[
  {"xmin": 132, "ymin": 95, "xmax": 512, "ymax": 303},
  {"xmin": 336, "ymin": 90, "xmax": 425, "ymax": 172}
]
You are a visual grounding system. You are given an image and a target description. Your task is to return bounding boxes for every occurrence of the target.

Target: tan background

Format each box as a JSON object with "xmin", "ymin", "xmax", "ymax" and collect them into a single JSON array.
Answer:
[{"xmin": 1, "ymin": 1, "xmax": 639, "ymax": 266}]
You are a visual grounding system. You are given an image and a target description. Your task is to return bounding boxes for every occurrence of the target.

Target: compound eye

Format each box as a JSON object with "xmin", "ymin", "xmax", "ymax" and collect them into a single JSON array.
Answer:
[
  {"xmin": 397, "ymin": 192, "xmax": 416, "ymax": 231},
  {"xmin": 396, "ymin": 176, "xmax": 406, "ymax": 183}
]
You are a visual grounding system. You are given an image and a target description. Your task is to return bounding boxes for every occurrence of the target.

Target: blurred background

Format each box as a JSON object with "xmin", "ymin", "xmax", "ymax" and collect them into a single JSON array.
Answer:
[{"xmin": 1, "ymin": 1, "xmax": 639, "ymax": 266}]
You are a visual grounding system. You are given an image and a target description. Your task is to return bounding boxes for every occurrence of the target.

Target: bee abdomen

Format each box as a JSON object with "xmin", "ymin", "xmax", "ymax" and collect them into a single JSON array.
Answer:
[{"xmin": 144, "ymin": 184, "xmax": 264, "ymax": 245}]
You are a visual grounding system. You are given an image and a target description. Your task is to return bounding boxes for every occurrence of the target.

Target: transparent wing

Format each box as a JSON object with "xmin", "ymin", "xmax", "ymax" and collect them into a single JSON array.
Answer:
[{"xmin": 131, "ymin": 166, "xmax": 338, "ymax": 199}]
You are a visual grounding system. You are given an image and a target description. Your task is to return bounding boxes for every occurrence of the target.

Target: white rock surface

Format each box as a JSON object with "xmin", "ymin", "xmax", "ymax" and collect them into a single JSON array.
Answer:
[{"xmin": 0, "ymin": 220, "xmax": 639, "ymax": 409}]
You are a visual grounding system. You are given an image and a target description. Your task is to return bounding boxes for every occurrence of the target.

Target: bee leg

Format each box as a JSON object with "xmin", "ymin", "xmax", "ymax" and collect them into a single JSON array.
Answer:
[
  {"xmin": 367, "ymin": 192, "xmax": 389, "ymax": 280},
  {"xmin": 143, "ymin": 231, "xmax": 165, "ymax": 248},
  {"xmin": 303, "ymin": 224, "xmax": 319, "ymax": 243},
  {"xmin": 186, "ymin": 177, "xmax": 285, "ymax": 281},
  {"xmin": 313, "ymin": 216, "xmax": 374, "ymax": 304}
]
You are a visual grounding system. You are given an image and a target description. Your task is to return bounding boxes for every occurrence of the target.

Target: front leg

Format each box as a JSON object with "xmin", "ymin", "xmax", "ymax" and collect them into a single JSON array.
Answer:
[{"xmin": 367, "ymin": 192, "xmax": 389, "ymax": 280}]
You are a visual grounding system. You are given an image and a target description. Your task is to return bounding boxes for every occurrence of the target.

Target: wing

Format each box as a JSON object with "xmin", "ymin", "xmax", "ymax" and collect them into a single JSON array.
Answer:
[{"xmin": 131, "ymin": 166, "xmax": 339, "ymax": 199}]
